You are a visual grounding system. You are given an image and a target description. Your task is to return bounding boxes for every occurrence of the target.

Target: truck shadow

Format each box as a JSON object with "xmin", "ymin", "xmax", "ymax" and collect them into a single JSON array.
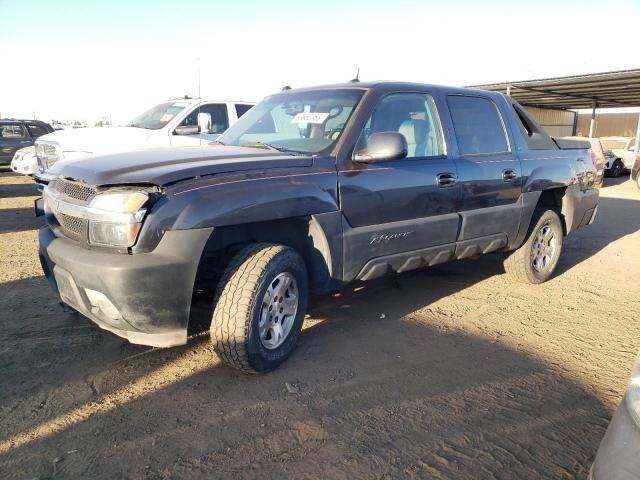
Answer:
[{"xmin": 0, "ymin": 269, "xmax": 611, "ymax": 479}]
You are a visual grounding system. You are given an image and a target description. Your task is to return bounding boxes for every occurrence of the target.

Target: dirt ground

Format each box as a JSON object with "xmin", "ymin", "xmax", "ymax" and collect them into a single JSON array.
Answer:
[{"xmin": 1, "ymin": 170, "xmax": 639, "ymax": 480}]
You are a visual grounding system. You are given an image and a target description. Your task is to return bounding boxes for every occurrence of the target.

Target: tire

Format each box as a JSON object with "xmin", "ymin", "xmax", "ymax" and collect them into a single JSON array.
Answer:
[
  {"xmin": 503, "ymin": 209, "xmax": 563, "ymax": 284},
  {"xmin": 611, "ymin": 159, "xmax": 624, "ymax": 178},
  {"xmin": 211, "ymin": 243, "xmax": 308, "ymax": 373},
  {"xmin": 636, "ymin": 173, "xmax": 640, "ymax": 190}
]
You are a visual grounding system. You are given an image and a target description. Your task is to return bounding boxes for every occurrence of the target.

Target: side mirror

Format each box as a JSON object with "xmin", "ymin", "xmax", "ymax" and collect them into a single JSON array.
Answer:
[
  {"xmin": 174, "ymin": 125, "xmax": 199, "ymax": 136},
  {"xmin": 353, "ymin": 132, "xmax": 408, "ymax": 163},
  {"xmin": 197, "ymin": 112, "xmax": 212, "ymax": 134}
]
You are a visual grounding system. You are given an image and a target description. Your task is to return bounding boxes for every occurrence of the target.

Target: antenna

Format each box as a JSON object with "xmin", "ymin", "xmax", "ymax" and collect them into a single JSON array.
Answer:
[
  {"xmin": 197, "ymin": 57, "xmax": 201, "ymax": 98},
  {"xmin": 350, "ymin": 67, "xmax": 360, "ymax": 83}
]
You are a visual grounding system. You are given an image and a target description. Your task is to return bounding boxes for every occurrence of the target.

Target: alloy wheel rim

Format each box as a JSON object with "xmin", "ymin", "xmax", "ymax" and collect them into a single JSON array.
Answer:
[
  {"xmin": 258, "ymin": 272, "xmax": 298, "ymax": 349},
  {"xmin": 531, "ymin": 223, "xmax": 557, "ymax": 273}
]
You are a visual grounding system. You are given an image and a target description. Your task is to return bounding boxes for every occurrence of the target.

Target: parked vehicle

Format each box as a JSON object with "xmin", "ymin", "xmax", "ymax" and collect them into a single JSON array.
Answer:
[
  {"xmin": 563, "ymin": 136, "xmax": 605, "ymax": 187},
  {"xmin": 601, "ymin": 136, "xmax": 637, "ymax": 177},
  {"xmin": 10, "ymin": 146, "xmax": 37, "ymax": 175},
  {"xmin": 34, "ymin": 98, "xmax": 254, "ymax": 189},
  {"xmin": 590, "ymin": 353, "xmax": 640, "ymax": 479},
  {"xmin": 38, "ymin": 82, "xmax": 599, "ymax": 373},
  {"xmin": 0, "ymin": 119, "xmax": 54, "ymax": 166}
]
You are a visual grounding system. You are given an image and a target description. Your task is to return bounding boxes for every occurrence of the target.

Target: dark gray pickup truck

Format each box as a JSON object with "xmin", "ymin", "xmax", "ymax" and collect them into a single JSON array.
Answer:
[{"xmin": 39, "ymin": 81, "xmax": 599, "ymax": 372}]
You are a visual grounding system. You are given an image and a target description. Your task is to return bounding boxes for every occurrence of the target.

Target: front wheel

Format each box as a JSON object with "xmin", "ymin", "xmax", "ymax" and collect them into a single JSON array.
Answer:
[
  {"xmin": 503, "ymin": 209, "xmax": 563, "ymax": 284},
  {"xmin": 211, "ymin": 243, "xmax": 308, "ymax": 373},
  {"xmin": 610, "ymin": 159, "xmax": 624, "ymax": 178}
]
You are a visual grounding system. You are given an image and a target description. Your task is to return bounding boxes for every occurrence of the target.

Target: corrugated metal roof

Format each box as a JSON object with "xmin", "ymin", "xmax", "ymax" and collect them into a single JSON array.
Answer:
[{"xmin": 470, "ymin": 69, "xmax": 640, "ymax": 109}]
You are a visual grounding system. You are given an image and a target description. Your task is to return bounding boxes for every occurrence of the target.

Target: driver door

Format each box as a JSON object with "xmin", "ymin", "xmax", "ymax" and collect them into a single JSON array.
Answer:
[
  {"xmin": 171, "ymin": 103, "xmax": 229, "ymax": 146},
  {"xmin": 339, "ymin": 92, "xmax": 460, "ymax": 280}
]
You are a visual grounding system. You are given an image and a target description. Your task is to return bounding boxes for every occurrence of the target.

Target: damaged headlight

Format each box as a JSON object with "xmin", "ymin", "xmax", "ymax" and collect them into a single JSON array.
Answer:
[
  {"xmin": 87, "ymin": 191, "xmax": 149, "ymax": 247},
  {"xmin": 35, "ymin": 143, "xmax": 61, "ymax": 170}
]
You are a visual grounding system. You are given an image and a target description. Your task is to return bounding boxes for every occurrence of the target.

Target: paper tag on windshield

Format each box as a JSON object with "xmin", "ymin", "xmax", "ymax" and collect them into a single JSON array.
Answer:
[
  {"xmin": 291, "ymin": 112, "xmax": 330, "ymax": 124},
  {"xmin": 160, "ymin": 113, "xmax": 174, "ymax": 122}
]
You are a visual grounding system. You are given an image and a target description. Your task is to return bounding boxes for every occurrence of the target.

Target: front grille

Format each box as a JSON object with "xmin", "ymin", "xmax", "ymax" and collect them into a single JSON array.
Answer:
[
  {"xmin": 51, "ymin": 178, "xmax": 97, "ymax": 202},
  {"xmin": 56, "ymin": 212, "xmax": 88, "ymax": 241},
  {"xmin": 43, "ymin": 144, "xmax": 57, "ymax": 156}
]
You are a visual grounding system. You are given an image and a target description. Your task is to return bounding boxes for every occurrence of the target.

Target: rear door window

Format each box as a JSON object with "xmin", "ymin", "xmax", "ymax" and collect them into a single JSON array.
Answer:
[
  {"xmin": 448, "ymin": 96, "xmax": 510, "ymax": 156},
  {"xmin": 235, "ymin": 104, "xmax": 253, "ymax": 118},
  {"xmin": 0, "ymin": 124, "xmax": 28, "ymax": 139},
  {"xmin": 26, "ymin": 123, "xmax": 49, "ymax": 139}
]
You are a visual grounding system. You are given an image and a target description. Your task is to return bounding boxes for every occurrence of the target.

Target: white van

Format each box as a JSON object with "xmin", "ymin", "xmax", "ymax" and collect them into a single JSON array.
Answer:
[{"xmin": 34, "ymin": 98, "xmax": 254, "ymax": 189}]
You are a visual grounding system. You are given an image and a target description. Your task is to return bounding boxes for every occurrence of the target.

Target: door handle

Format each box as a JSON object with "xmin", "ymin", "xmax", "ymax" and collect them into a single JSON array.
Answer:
[
  {"xmin": 436, "ymin": 172, "xmax": 457, "ymax": 188},
  {"xmin": 502, "ymin": 169, "xmax": 517, "ymax": 182}
]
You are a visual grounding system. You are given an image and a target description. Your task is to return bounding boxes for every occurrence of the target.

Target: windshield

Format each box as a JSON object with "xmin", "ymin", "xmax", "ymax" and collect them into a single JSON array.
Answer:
[
  {"xmin": 127, "ymin": 101, "xmax": 189, "ymax": 130},
  {"xmin": 217, "ymin": 89, "xmax": 364, "ymax": 155},
  {"xmin": 600, "ymin": 139, "xmax": 629, "ymax": 150}
]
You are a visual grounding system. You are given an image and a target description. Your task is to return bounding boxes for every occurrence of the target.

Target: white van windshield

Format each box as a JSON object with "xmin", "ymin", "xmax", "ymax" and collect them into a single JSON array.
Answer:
[{"xmin": 127, "ymin": 102, "xmax": 189, "ymax": 130}]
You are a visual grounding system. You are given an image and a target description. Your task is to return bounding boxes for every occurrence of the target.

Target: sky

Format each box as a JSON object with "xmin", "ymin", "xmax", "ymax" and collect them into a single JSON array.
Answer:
[{"xmin": 1, "ymin": 0, "xmax": 639, "ymax": 125}]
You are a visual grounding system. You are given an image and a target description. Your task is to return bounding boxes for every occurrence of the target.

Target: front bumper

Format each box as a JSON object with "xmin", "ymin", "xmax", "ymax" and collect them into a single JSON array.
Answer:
[
  {"xmin": 591, "ymin": 396, "xmax": 640, "ymax": 480},
  {"xmin": 34, "ymin": 170, "xmax": 55, "ymax": 191},
  {"xmin": 39, "ymin": 226, "xmax": 212, "ymax": 347}
]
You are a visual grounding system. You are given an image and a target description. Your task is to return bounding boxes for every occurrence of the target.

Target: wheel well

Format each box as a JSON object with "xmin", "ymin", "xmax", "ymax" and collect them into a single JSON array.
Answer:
[
  {"xmin": 537, "ymin": 188, "xmax": 567, "ymax": 235},
  {"xmin": 187, "ymin": 217, "xmax": 332, "ymax": 333}
]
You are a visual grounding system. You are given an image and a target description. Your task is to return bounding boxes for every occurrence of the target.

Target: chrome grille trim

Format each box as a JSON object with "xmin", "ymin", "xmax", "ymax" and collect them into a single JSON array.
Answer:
[
  {"xmin": 56, "ymin": 212, "xmax": 88, "ymax": 241},
  {"xmin": 51, "ymin": 178, "xmax": 97, "ymax": 202}
]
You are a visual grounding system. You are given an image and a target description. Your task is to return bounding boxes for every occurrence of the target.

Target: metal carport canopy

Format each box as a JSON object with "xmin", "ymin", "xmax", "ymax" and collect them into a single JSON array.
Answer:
[
  {"xmin": 470, "ymin": 69, "xmax": 640, "ymax": 109},
  {"xmin": 470, "ymin": 69, "xmax": 640, "ymax": 160}
]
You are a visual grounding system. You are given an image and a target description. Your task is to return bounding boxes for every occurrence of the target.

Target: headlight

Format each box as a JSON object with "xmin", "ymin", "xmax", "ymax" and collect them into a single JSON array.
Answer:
[
  {"xmin": 87, "ymin": 191, "xmax": 149, "ymax": 247},
  {"xmin": 90, "ymin": 191, "xmax": 148, "ymax": 213},
  {"xmin": 88, "ymin": 221, "xmax": 143, "ymax": 247},
  {"xmin": 625, "ymin": 355, "xmax": 640, "ymax": 426},
  {"xmin": 35, "ymin": 143, "xmax": 61, "ymax": 169}
]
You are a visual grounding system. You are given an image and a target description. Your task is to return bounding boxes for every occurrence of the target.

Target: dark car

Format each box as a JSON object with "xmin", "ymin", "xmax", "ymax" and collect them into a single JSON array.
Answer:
[
  {"xmin": 38, "ymin": 82, "xmax": 599, "ymax": 373},
  {"xmin": 0, "ymin": 119, "xmax": 54, "ymax": 166}
]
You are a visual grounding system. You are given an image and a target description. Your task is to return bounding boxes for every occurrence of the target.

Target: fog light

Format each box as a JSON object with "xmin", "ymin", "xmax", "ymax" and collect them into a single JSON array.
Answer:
[{"xmin": 85, "ymin": 288, "xmax": 121, "ymax": 322}]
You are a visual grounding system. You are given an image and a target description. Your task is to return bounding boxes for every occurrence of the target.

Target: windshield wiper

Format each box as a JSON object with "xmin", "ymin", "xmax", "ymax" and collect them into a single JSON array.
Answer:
[{"xmin": 238, "ymin": 142, "xmax": 304, "ymax": 155}]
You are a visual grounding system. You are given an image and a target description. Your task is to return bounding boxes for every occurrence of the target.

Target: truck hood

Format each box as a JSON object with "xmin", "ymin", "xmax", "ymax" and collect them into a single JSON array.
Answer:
[
  {"xmin": 50, "ymin": 145, "xmax": 315, "ymax": 186},
  {"xmin": 38, "ymin": 127, "xmax": 157, "ymax": 154}
]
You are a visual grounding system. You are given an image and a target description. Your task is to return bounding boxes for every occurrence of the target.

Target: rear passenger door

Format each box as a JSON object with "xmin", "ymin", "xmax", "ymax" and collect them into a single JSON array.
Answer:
[
  {"xmin": 339, "ymin": 92, "xmax": 460, "ymax": 280},
  {"xmin": 446, "ymin": 95, "xmax": 522, "ymax": 246}
]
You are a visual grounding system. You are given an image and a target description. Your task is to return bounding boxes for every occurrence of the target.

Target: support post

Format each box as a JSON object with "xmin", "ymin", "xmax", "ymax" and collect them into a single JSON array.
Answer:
[
  {"xmin": 588, "ymin": 100, "xmax": 597, "ymax": 138},
  {"xmin": 506, "ymin": 85, "xmax": 511, "ymax": 96},
  {"xmin": 633, "ymin": 113, "xmax": 640, "ymax": 173}
]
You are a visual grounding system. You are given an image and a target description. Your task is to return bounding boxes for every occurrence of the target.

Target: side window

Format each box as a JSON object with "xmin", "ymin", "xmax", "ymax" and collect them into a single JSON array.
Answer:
[
  {"xmin": 26, "ymin": 123, "xmax": 49, "ymax": 139},
  {"xmin": 235, "ymin": 104, "xmax": 253, "ymax": 118},
  {"xmin": 179, "ymin": 103, "xmax": 229, "ymax": 134},
  {"xmin": 358, "ymin": 93, "xmax": 444, "ymax": 159},
  {"xmin": 448, "ymin": 96, "xmax": 509, "ymax": 156},
  {"xmin": 0, "ymin": 124, "xmax": 27, "ymax": 139}
]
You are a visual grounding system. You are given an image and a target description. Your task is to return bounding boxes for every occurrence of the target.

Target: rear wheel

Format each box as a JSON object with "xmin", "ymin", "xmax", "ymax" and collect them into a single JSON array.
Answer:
[
  {"xmin": 503, "ymin": 209, "xmax": 563, "ymax": 284},
  {"xmin": 636, "ymin": 172, "xmax": 640, "ymax": 190},
  {"xmin": 210, "ymin": 243, "xmax": 308, "ymax": 373},
  {"xmin": 610, "ymin": 159, "xmax": 624, "ymax": 178}
]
